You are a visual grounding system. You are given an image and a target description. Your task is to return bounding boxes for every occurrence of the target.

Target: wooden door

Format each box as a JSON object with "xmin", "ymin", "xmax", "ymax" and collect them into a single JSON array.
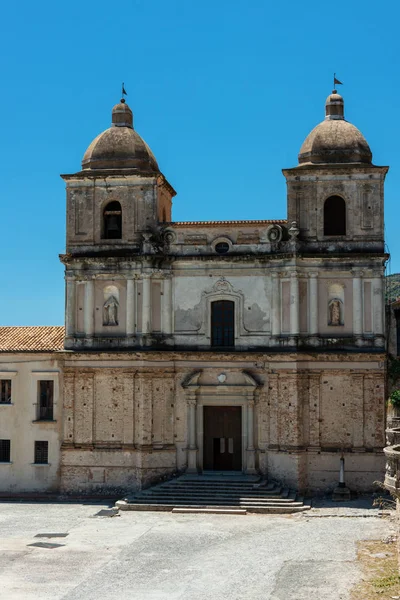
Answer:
[{"xmin": 203, "ymin": 406, "xmax": 242, "ymax": 471}]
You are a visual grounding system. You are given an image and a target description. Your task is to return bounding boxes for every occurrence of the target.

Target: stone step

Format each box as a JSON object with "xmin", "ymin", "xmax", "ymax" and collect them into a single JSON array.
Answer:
[
  {"xmin": 147, "ymin": 481, "xmax": 284, "ymax": 489},
  {"xmin": 143, "ymin": 489, "xmax": 286, "ymax": 498},
  {"xmin": 162, "ymin": 477, "xmax": 266, "ymax": 484},
  {"xmin": 158, "ymin": 482, "xmax": 278, "ymax": 489},
  {"xmin": 126, "ymin": 498, "xmax": 303, "ymax": 507},
  {"xmin": 116, "ymin": 476, "xmax": 310, "ymax": 515},
  {"xmin": 155, "ymin": 485, "xmax": 283, "ymax": 495},
  {"xmin": 138, "ymin": 494, "xmax": 293, "ymax": 503},
  {"xmin": 180, "ymin": 474, "xmax": 261, "ymax": 483},
  {"xmin": 117, "ymin": 502, "xmax": 309, "ymax": 514},
  {"xmin": 172, "ymin": 508, "xmax": 247, "ymax": 515}
]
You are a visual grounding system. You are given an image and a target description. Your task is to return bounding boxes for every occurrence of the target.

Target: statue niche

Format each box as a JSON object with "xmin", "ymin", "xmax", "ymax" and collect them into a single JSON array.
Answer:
[
  {"xmin": 103, "ymin": 295, "xmax": 119, "ymax": 326},
  {"xmin": 328, "ymin": 298, "xmax": 343, "ymax": 326}
]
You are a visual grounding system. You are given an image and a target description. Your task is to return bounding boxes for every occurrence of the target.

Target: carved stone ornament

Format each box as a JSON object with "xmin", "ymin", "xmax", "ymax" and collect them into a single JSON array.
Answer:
[
  {"xmin": 212, "ymin": 277, "xmax": 234, "ymax": 294},
  {"xmin": 288, "ymin": 221, "xmax": 300, "ymax": 239},
  {"xmin": 266, "ymin": 224, "xmax": 283, "ymax": 243},
  {"xmin": 162, "ymin": 229, "xmax": 176, "ymax": 245},
  {"xmin": 328, "ymin": 298, "xmax": 343, "ymax": 326},
  {"xmin": 103, "ymin": 295, "xmax": 119, "ymax": 326},
  {"xmin": 217, "ymin": 373, "xmax": 227, "ymax": 383}
]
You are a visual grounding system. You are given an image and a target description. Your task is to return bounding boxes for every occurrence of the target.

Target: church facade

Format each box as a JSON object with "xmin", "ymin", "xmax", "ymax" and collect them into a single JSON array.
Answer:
[
  {"xmin": 0, "ymin": 89, "xmax": 388, "ymax": 495},
  {"xmin": 57, "ymin": 89, "xmax": 387, "ymax": 494}
]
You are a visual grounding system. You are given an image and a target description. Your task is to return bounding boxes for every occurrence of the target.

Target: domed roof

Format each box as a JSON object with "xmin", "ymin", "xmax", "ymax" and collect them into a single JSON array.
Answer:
[
  {"xmin": 298, "ymin": 91, "xmax": 372, "ymax": 165},
  {"xmin": 82, "ymin": 100, "xmax": 159, "ymax": 173}
]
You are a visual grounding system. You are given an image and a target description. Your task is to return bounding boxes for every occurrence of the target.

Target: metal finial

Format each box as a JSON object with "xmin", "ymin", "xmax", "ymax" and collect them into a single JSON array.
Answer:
[
  {"xmin": 121, "ymin": 82, "xmax": 128, "ymax": 103},
  {"xmin": 332, "ymin": 73, "xmax": 343, "ymax": 94}
]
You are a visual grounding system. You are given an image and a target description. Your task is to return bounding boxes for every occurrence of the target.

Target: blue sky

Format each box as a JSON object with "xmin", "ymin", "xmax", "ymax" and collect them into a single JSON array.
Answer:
[{"xmin": 0, "ymin": 0, "xmax": 398, "ymax": 325}]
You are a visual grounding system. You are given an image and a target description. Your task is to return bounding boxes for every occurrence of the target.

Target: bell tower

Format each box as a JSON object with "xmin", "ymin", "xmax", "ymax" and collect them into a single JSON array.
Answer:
[
  {"xmin": 281, "ymin": 88, "xmax": 388, "ymax": 351},
  {"xmin": 283, "ymin": 89, "xmax": 388, "ymax": 252},
  {"xmin": 60, "ymin": 97, "xmax": 176, "ymax": 349}
]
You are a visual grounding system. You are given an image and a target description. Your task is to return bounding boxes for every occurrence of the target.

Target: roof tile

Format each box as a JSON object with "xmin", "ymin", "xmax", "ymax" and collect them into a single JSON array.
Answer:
[{"xmin": 0, "ymin": 326, "xmax": 64, "ymax": 352}]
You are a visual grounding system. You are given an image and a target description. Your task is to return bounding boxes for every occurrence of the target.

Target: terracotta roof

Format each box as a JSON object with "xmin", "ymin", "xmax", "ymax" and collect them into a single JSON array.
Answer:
[
  {"xmin": 0, "ymin": 326, "xmax": 65, "ymax": 352},
  {"xmin": 171, "ymin": 220, "xmax": 287, "ymax": 228}
]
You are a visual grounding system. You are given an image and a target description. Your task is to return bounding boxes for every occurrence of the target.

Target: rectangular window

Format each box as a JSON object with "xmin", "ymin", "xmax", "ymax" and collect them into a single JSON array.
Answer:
[
  {"xmin": 37, "ymin": 381, "xmax": 54, "ymax": 420},
  {"xmin": 0, "ymin": 439, "xmax": 10, "ymax": 462},
  {"xmin": 0, "ymin": 380, "xmax": 11, "ymax": 404},
  {"xmin": 211, "ymin": 300, "xmax": 235, "ymax": 347},
  {"xmin": 34, "ymin": 441, "xmax": 48, "ymax": 464}
]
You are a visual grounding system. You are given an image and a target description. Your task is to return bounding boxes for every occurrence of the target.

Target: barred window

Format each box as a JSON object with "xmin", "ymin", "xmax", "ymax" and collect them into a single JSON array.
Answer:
[
  {"xmin": 0, "ymin": 439, "xmax": 10, "ymax": 462},
  {"xmin": 34, "ymin": 441, "xmax": 48, "ymax": 464},
  {"xmin": 0, "ymin": 380, "xmax": 11, "ymax": 404},
  {"xmin": 37, "ymin": 381, "xmax": 54, "ymax": 420}
]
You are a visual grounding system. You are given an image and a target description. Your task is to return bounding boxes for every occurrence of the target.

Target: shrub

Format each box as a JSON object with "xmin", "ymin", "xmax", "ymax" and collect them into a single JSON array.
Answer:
[{"xmin": 389, "ymin": 389, "xmax": 400, "ymax": 408}]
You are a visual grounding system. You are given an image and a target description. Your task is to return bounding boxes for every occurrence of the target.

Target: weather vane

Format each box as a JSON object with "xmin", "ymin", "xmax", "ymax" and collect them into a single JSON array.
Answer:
[
  {"xmin": 333, "ymin": 73, "xmax": 343, "ymax": 92},
  {"xmin": 121, "ymin": 82, "xmax": 128, "ymax": 103}
]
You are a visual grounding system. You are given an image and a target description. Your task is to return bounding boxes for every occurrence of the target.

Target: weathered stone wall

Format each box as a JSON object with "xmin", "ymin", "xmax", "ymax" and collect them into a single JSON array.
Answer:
[
  {"xmin": 64, "ymin": 257, "xmax": 385, "ymax": 352},
  {"xmin": 60, "ymin": 351, "xmax": 385, "ymax": 494},
  {"xmin": 66, "ymin": 177, "xmax": 158, "ymax": 251},
  {"xmin": 284, "ymin": 165, "xmax": 386, "ymax": 246},
  {"xmin": 61, "ymin": 365, "xmax": 177, "ymax": 493}
]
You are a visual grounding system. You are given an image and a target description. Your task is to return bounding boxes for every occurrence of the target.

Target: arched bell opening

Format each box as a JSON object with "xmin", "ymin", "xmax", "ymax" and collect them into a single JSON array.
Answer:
[
  {"xmin": 323, "ymin": 195, "xmax": 346, "ymax": 236},
  {"xmin": 102, "ymin": 201, "xmax": 122, "ymax": 239}
]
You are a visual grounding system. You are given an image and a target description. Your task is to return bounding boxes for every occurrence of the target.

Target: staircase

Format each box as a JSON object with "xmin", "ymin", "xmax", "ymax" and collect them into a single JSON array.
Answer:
[{"xmin": 116, "ymin": 473, "xmax": 311, "ymax": 514}]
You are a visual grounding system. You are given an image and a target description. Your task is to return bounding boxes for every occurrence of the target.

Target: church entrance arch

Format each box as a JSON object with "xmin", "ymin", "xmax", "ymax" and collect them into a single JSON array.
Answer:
[{"xmin": 182, "ymin": 370, "xmax": 261, "ymax": 474}]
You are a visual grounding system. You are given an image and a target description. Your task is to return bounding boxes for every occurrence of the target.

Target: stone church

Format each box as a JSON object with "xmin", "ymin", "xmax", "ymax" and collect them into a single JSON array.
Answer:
[{"xmin": 0, "ymin": 88, "xmax": 388, "ymax": 495}]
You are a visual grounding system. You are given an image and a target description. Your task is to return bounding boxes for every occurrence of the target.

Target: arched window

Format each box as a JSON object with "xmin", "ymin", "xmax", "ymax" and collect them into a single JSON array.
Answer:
[
  {"xmin": 211, "ymin": 300, "xmax": 234, "ymax": 347},
  {"xmin": 103, "ymin": 201, "xmax": 122, "ymax": 239},
  {"xmin": 324, "ymin": 196, "xmax": 346, "ymax": 236}
]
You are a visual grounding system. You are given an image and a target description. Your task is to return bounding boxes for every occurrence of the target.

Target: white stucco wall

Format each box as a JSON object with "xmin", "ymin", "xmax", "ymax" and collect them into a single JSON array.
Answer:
[{"xmin": 0, "ymin": 354, "xmax": 62, "ymax": 493}]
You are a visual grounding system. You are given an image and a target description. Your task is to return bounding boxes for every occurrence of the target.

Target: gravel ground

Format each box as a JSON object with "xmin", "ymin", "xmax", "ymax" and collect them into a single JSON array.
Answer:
[{"xmin": 0, "ymin": 498, "xmax": 395, "ymax": 600}]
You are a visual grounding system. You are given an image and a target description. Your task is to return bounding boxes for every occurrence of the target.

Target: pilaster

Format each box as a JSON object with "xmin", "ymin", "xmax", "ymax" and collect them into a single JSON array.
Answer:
[
  {"xmin": 141, "ymin": 274, "xmax": 152, "ymax": 335},
  {"xmin": 308, "ymin": 272, "xmax": 318, "ymax": 337},
  {"xmin": 290, "ymin": 271, "xmax": 299, "ymax": 342},
  {"xmin": 187, "ymin": 395, "xmax": 198, "ymax": 473},
  {"xmin": 373, "ymin": 275, "xmax": 384, "ymax": 346},
  {"xmin": 65, "ymin": 278, "xmax": 76, "ymax": 337},
  {"xmin": 352, "ymin": 270, "xmax": 363, "ymax": 341},
  {"xmin": 84, "ymin": 279, "xmax": 95, "ymax": 337},
  {"xmin": 271, "ymin": 271, "xmax": 281, "ymax": 337},
  {"xmin": 162, "ymin": 275, "xmax": 173, "ymax": 335},
  {"xmin": 126, "ymin": 278, "xmax": 135, "ymax": 336}
]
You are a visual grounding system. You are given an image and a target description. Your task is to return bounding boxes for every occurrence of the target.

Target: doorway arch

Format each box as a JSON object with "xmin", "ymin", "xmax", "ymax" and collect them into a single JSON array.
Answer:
[{"xmin": 182, "ymin": 370, "xmax": 261, "ymax": 474}]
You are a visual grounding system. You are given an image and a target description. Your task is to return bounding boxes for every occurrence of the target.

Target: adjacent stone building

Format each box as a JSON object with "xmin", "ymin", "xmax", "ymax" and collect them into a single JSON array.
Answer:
[
  {"xmin": 0, "ymin": 88, "xmax": 388, "ymax": 495},
  {"xmin": 57, "ymin": 88, "xmax": 388, "ymax": 494}
]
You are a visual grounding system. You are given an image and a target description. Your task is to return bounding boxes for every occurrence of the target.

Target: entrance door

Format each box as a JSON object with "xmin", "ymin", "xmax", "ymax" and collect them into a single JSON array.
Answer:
[{"xmin": 203, "ymin": 406, "xmax": 242, "ymax": 471}]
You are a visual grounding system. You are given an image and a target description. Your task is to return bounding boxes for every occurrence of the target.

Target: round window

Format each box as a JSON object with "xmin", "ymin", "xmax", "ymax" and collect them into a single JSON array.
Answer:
[{"xmin": 215, "ymin": 242, "xmax": 230, "ymax": 254}]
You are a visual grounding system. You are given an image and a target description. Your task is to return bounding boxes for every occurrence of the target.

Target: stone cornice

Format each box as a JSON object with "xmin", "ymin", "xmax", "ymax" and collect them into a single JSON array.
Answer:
[
  {"xmin": 59, "ymin": 252, "xmax": 389, "ymax": 268},
  {"xmin": 61, "ymin": 349, "xmax": 385, "ymax": 363}
]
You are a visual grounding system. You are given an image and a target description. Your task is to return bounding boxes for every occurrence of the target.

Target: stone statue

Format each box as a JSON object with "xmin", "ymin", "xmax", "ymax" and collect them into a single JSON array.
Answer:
[
  {"xmin": 103, "ymin": 295, "xmax": 119, "ymax": 326},
  {"xmin": 329, "ymin": 298, "xmax": 342, "ymax": 326}
]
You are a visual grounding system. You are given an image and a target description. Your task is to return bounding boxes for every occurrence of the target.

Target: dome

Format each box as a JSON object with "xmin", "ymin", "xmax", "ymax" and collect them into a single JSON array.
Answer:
[
  {"xmin": 298, "ymin": 91, "xmax": 372, "ymax": 165},
  {"xmin": 82, "ymin": 100, "xmax": 159, "ymax": 173}
]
